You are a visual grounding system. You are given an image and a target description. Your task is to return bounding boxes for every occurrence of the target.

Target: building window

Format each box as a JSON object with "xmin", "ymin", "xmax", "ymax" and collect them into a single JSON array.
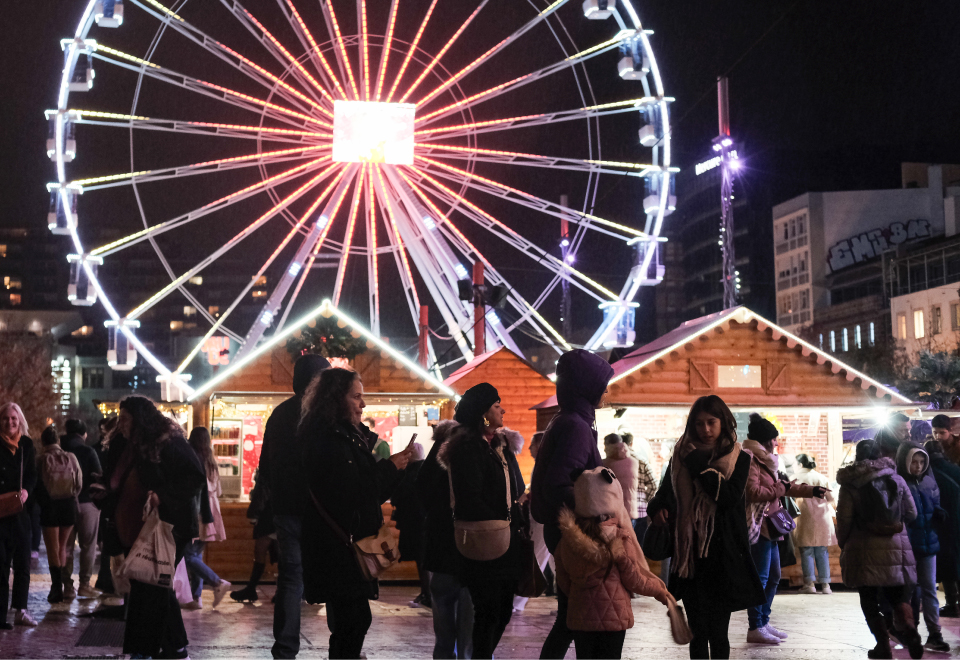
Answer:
[
  {"xmin": 208, "ymin": 305, "xmax": 220, "ymax": 317},
  {"xmin": 842, "ymin": 327, "xmax": 849, "ymax": 352},
  {"xmin": 898, "ymin": 313, "xmax": 907, "ymax": 339},
  {"xmin": 800, "ymin": 289, "xmax": 810, "ymax": 310},
  {"xmin": 3, "ymin": 277, "xmax": 21, "ymax": 290},
  {"xmin": 797, "ymin": 215, "xmax": 806, "ymax": 235},
  {"xmin": 183, "ymin": 306, "xmax": 196, "ymax": 317},
  {"xmin": 81, "ymin": 367, "xmax": 105, "ymax": 389},
  {"xmin": 855, "ymin": 325, "xmax": 862, "ymax": 349},
  {"xmin": 254, "ymin": 276, "xmax": 267, "ymax": 287},
  {"xmin": 799, "ymin": 251, "xmax": 808, "ymax": 273},
  {"xmin": 932, "ymin": 306, "xmax": 942, "ymax": 335},
  {"xmin": 914, "ymin": 309, "xmax": 925, "ymax": 339},
  {"xmin": 252, "ymin": 290, "xmax": 267, "ymax": 299},
  {"xmin": 188, "ymin": 276, "xmax": 203, "ymax": 286},
  {"xmin": 170, "ymin": 320, "xmax": 183, "ymax": 331},
  {"xmin": 953, "ymin": 303, "xmax": 960, "ymax": 330},
  {"xmin": 818, "ymin": 333, "xmax": 823, "ymax": 349},
  {"xmin": 0, "ymin": 245, "xmax": 6, "ymax": 258},
  {"xmin": 9, "ymin": 293, "xmax": 21, "ymax": 306},
  {"xmin": 71, "ymin": 325, "xmax": 93, "ymax": 337},
  {"xmin": 869, "ymin": 322, "xmax": 876, "ymax": 346},
  {"xmin": 717, "ymin": 365, "xmax": 762, "ymax": 388},
  {"xmin": 829, "ymin": 330, "xmax": 836, "ymax": 352}
]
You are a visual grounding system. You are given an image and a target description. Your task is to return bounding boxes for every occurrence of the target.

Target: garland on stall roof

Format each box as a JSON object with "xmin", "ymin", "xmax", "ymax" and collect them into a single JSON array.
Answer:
[{"xmin": 284, "ymin": 316, "xmax": 370, "ymax": 361}]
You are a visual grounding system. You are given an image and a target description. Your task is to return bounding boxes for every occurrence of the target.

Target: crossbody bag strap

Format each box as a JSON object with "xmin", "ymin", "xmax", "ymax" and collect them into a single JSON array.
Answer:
[
  {"xmin": 309, "ymin": 488, "xmax": 353, "ymax": 546},
  {"xmin": 497, "ymin": 447, "xmax": 512, "ymax": 522}
]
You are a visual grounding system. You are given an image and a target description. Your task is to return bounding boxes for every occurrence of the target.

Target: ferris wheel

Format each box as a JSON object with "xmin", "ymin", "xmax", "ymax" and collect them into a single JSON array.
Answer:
[{"xmin": 48, "ymin": 0, "xmax": 674, "ymax": 395}]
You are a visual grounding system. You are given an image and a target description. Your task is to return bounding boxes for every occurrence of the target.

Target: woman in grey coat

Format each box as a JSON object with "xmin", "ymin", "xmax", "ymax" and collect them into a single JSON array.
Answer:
[{"xmin": 836, "ymin": 440, "xmax": 920, "ymax": 659}]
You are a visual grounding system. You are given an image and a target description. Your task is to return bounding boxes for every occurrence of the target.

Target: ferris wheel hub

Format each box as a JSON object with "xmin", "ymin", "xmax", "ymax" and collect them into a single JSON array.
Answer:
[{"xmin": 332, "ymin": 101, "xmax": 415, "ymax": 165}]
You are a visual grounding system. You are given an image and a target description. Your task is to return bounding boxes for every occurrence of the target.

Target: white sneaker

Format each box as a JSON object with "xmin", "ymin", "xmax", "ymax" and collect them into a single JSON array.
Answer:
[
  {"xmin": 818, "ymin": 583, "xmax": 833, "ymax": 595},
  {"xmin": 798, "ymin": 582, "xmax": 817, "ymax": 594},
  {"xmin": 78, "ymin": 584, "xmax": 100, "ymax": 599},
  {"xmin": 14, "ymin": 610, "xmax": 37, "ymax": 627},
  {"xmin": 747, "ymin": 628, "xmax": 781, "ymax": 644},
  {"xmin": 212, "ymin": 581, "xmax": 231, "ymax": 609},
  {"xmin": 765, "ymin": 624, "xmax": 789, "ymax": 639}
]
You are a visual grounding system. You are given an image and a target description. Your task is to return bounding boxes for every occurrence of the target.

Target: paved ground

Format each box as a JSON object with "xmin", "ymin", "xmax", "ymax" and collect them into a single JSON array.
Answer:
[{"xmin": 4, "ymin": 563, "xmax": 960, "ymax": 659}]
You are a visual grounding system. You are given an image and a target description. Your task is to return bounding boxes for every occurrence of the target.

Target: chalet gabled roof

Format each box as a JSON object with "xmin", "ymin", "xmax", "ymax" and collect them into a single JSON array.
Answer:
[{"xmin": 444, "ymin": 346, "xmax": 543, "ymax": 388}]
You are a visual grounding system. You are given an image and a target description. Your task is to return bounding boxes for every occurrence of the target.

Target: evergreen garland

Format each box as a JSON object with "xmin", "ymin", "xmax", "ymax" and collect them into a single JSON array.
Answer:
[{"xmin": 284, "ymin": 316, "xmax": 370, "ymax": 361}]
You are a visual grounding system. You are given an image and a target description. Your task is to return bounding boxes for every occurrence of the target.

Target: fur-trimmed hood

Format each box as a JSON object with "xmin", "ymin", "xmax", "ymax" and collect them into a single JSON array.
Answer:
[
  {"xmin": 837, "ymin": 456, "xmax": 896, "ymax": 488},
  {"xmin": 437, "ymin": 425, "xmax": 524, "ymax": 471},
  {"xmin": 557, "ymin": 506, "xmax": 621, "ymax": 576}
]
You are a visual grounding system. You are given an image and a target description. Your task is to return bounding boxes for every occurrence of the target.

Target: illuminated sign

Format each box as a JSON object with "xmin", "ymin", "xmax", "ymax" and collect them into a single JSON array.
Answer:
[
  {"xmin": 332, "ymin": 101, "xmax": 415, "ymax": 165},
  {"xmin": 201, "ymin": 336, "xmax": 231, "ymax": 366},
  {"xmin": 828, "ymin": 219, "xmax": 932, "ymax": 272},
  {"xmin": 695, "ymin": 150, "xmax": 738, "ymax": 176}
]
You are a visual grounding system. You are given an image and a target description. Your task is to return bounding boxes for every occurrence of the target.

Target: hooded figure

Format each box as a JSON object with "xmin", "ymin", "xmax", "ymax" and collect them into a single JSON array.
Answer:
[
  {"xmin": 896, "ymin": 444, "xmax": 942, "ymax": 558},
  {"xmin": 531, "ymin": 349, "xmax": 614, "ymax": 552}
]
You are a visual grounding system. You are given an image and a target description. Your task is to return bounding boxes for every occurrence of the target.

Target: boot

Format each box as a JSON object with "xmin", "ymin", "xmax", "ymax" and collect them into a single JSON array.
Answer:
[
  {"xmin": 866, "ymin": 616, "xmax": 892, "ymax": 659},
  {"xmin": 61, "ymin": 566, "xmax": 76, "ymax": 599},
  {"xmin": 230, "ymin": 562, "xmax": 264, "ymax": 603},
  {"xmin": 47, "ymin": 567, "xmax": 64, "ymax": 603},
  {"xmin": 895, "ymin": 603, "xmax": 924, "ymax": 659}
]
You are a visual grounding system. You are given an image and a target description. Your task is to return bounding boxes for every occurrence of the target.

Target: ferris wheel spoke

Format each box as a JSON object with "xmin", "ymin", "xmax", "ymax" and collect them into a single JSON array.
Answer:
[
  {"xmin": 177, "ymin": 166, "xmax": 353, "ymax": 371},
  {"xmin": 383, "ymin": 0, "xmax": 436, "ymax": 103},
  {"xmin": 218, "ymin": 0, "xmax": 335, "ymax": 105},
  {"xmin": 333, "ymin": 164, "xmax": 367, "ymax": 305},
  {"xmin": 91, "ymin": 157, "xmax": 334, "ymax": 258},
  {"xmin": 276, "ymin": 0, "xmax": 349, "ymax": 101},
  {"xmin": 415, "ymin": 97, "xmax": 664, "ymax": 140},
  {"xmin": 357, "ymin": 0, "xmax": 370, "ymax": 101},
  {"xmin": 395, "ymin": 168, "xmax": 571, "ymax": 351},
  {"xmin": 419, "ymin": 143, "xmax": 656, "ymax": 178},
  {"xmin": 405, "ymin": 167, "xmax": 616, "ymax": 303},
  {"xmin": 365, "ymin": 167, "xmax": 380, "ymax": 334},
  {"xmin": 415, "ymin": 35, "xmax": 627, "ymax": 126},
  {"xmin": 413, "ymin": 0, "xmax": 573, "ymax": 109},
  {"xmin": 126, "ymin": 163, "xmax": 346, "ymax": 320},
  {"xmin": 397, "ymin": 1, "xmax": 491, "ymax": 104},
  {"xmin": 416, "ymin": 156, "xmax": 648, "ymax": 241},
  {"xmin": 71, "ymin": 145, "xmax": 329, "ymax": 191},
  {"xmin": 320, "ymin": 0, "xmax": 361, "ymax": 100},
  {"xmin": 371, "ymin": 0, "xmax": 398, "ymax": 102}
]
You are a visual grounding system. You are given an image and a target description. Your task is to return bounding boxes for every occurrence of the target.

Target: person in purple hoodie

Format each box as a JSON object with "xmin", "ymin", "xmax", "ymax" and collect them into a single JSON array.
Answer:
[{"xmin": 530, "ymin": 349, "xmax": 614, "ymax": 659}]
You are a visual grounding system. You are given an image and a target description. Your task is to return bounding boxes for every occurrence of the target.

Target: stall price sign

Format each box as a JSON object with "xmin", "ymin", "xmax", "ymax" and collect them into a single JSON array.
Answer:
[{"xmin": 398, "ymin": 405, "xmax": 418, "ymax": 427}]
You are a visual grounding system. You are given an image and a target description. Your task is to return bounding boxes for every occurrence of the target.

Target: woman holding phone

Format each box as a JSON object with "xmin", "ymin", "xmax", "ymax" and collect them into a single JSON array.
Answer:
[{"xmin": 298, "ymin": 368, "xmax": 413, "ymax": 659}]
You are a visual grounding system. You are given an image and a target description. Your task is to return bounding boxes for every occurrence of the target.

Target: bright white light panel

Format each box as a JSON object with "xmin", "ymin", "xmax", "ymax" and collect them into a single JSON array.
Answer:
[{"xmin": 332, "ymin": 101, "xmax": 415, "ymax": 165}]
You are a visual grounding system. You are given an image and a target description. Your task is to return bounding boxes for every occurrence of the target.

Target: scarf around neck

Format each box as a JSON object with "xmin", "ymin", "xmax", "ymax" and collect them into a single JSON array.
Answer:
[
  {"xmin": 671, "ymin": 434, "xmax": 741, "ymax": 579},
  {"xmin": 1, "ymin": 432, "xmax": 20, "ymax": 455}
]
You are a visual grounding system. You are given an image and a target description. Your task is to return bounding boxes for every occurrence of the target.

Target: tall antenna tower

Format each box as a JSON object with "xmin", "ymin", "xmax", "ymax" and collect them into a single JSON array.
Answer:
[{"xmin": 715, "ymin": 76, "xmax": 738, "ymax": 309}]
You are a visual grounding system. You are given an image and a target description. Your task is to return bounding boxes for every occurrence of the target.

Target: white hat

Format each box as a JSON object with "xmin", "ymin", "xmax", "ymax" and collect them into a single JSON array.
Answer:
[{"xmin": 573, "ymin": 466, "xmax": 624, "ymax": 518}]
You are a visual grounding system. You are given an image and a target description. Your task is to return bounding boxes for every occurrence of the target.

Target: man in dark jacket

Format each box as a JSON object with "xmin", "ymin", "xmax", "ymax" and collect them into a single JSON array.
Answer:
[
  {"xmin": 61, "ymin": 419, "xmax": 102, "ymax": 598},
  {"xmin": 260, "ymin": 353, "xmax": 329, "ymax": 659},
  {"xmin": 926, "ymin": 437, "xmax": 960, "ymax": 619},
  {"xmin": 529, "ymin": 349, "xmax": 613, "ymax": 659}
]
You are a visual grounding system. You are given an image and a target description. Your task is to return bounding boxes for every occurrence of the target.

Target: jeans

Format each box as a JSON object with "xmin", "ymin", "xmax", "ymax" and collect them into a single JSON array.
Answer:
[
  {"xmin": 800, "ymin": 546, "xmax": 830, "ymax": 584},
  {"xmin": 748, "ymin": 536, "xmax": 781, "ymax": 630},
  {"xmin": 911, "ymin": 554, "xmax": 940, "ymax": 634},
  {"xmin": 326, "ymin": 591, "xmax": 372, "ymax": 659},
  {"xmin": 65, "ymin": 501, "xmax": 100, "ymax": 584},
  {"xmin": 273, "ymin": 515, "xmax": 304, "ymax": 659},
  {"xmin": 683, "ymin": 578, "xmax": 732, "ymax": 659},
  {"xmin": 183, "ymin": 540, "xmax": 221, "ymax": 601},
  {"xmin": 465, "ymin": 576, "xmax": 516, "ymax": 659},
  {"xmin": 540, "ymin": 588, "xmax": 574, "ymax": 659},
  {"xmin": 124, "ymin": 537, "xmax": 189, "ymax": 657},
  {"xmin": 633, "ymin": 517, "xmax": 648, "ymax": 546},
  {"xmin": 430, "ymin": 571, "xmax": 474, "ymax": 659},
  {"xmin": 574, "ymin": 630, "xmax": 626, "ymax": 659}
]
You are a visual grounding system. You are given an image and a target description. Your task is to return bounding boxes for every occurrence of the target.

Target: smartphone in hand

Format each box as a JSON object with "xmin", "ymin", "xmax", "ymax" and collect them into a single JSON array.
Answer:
[{"xmin": 406, "ymin": 433, "xmax": 418, "ymax": 450}]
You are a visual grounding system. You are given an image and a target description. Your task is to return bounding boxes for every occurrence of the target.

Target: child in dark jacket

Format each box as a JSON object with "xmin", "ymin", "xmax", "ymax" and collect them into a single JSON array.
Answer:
[{"xmin": 897, "ymin": 444, "xmax": 949, "ymax": 653}]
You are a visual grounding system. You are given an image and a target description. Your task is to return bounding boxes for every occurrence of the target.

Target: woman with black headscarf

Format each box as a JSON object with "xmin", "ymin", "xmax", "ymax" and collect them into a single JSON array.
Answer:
[{"xmin": 438, "ymin": 383, "xmax": 525, "ymax": 659}]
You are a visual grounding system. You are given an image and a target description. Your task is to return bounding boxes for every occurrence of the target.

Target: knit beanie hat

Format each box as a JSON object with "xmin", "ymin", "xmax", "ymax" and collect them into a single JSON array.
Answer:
[
  {"xmin": 747, "ymin": 413, "xmax": 778, "ymax": 444},
  {"xmin": 573, "ymin": 467, "xmax": 624, "ymax": 519},
  {"xmin": 454, "ymin": 383, "xmax": 500, "ymax": 428}
]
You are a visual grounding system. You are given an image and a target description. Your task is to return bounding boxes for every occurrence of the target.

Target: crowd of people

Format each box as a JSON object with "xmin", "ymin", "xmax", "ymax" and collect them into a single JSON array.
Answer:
[{"xmin": 3, "ymin": 349, "xmax": 960, "ymax": 659}]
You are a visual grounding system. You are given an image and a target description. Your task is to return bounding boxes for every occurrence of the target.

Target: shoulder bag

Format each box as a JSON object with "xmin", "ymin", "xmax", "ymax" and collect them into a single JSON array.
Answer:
[
  {"xmin": 449, "ymin": 446, "xmax": 512, "ymax": 561},
  {"xmin": 767, "ymin": 498, "xmax": 797, "ymax": 536},
  {"xmin": 515, "ymin": 498, "xmax": 546, "ymax": 598},
  {"xmin": 309, "ymin": 489, "xmax": 399, "ymax": 581},
  {"xmin": 0, "ymin": 453, "xmax": 24, "ymax": 519},
  {"xmin": 642, "ymin": 518, "xmax": 674, "ymax": 561}
]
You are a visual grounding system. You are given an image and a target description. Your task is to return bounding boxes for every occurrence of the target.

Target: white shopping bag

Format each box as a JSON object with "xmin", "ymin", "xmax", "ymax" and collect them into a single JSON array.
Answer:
[
  {"xmin": 117, "ymin": 502, "xmax": 177, "ymax": 588},
  {"xmin": 110, "ymin": 554, "xmax": 130, "ymax": 596},
  {"xmin": 172, "ymin": 559, "xmax": 193, "ymax": 604}
]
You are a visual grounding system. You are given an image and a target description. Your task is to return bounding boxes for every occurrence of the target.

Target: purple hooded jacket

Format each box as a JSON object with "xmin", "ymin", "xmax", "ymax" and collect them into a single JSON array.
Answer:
[{"xmin": 530, "ymin": 349, "xmax": 614, "ymax": 552}]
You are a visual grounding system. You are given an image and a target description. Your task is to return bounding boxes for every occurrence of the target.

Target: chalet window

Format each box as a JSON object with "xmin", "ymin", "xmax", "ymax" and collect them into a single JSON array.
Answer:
[
  {"xmin": 869, "ymin": 322, "xmax": 876, "ymax": 346},
  {"xmin": 855, "ymin": 325, "xmax": 862, "ymax": 349},
  {"xmin": 952, "ymin": 303, "xmax": 960, "ymax": 331},
  {"xmin": 829, "ymin": 330, "xmax": 836, "ymax": 352},
  {"xmin": 898, "ymin": 313, "xmax": 907, "ymax": 340},
  {"xmin": 717, "ymin": 364, "xmax": 762, "ymax": 389},
  {"xmin": 842, "ymin": 328, "xmax": 849, "ymax": 352},
  {"xmin": 932, "ymin": 306, "xmax": 942, "ymax": 335},
  {"xmin": 914, "ymin": 310, "xmax": 925, "ymax": 339}
]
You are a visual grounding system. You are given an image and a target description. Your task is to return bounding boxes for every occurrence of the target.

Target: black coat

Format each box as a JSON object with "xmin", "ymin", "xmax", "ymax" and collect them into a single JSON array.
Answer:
[
  {"xmin": 259, "ymin": 394, "xmax": 305, "ymax": 517},
  {"xmin": 929, "ymin": 454, "xmax": 960, "ymax": 582},
  {"xmin": 301, "ymin": 421, "xmax": 400, "ymax": 603},
  {"xmin": 438, "ymin": 427, "xmax": 525, "ymax": 581},
  {"xmin": 392, "ymin": 459, "xmax": 425, "ymax": 563},
  {"xmin": 61, "ymin": 433, "xmax": 102, "ymax": 504},
  {"xmin": 0, "ymin": 437, "xmax": 36, "ymax": 534},
  {"xmin": 417, "ymin": 436, "xmax": 460, "ymax": 576},
  {"xmin": 648, "ymin": 451, "xmax": 765, "ymax": 613},
  {"xmin": 137, "ymin": 435, "xmax": 206, "ymax": 541}
]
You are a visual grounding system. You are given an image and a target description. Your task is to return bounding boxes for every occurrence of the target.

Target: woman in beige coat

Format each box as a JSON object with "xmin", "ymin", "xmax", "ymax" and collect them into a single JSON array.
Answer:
[{"xmin": 794, "ymin": 454, "xmax": 836, "ymax": 594}]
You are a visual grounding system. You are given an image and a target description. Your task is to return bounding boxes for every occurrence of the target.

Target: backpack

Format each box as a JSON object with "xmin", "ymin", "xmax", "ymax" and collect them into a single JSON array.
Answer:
[
  {"xmin": 42, "ymin": 449, "xmax": 81, "ymax": 500},
  {"xmin": 857, "ymin": 476, "xmax": 903, "ymax": 536}
]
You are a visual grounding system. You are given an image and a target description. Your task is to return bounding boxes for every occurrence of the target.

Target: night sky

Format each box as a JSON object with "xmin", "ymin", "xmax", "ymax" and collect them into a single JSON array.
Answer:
[{"xmin": 3, "ymin": 0, "xmax": 959, "ymax": 360}]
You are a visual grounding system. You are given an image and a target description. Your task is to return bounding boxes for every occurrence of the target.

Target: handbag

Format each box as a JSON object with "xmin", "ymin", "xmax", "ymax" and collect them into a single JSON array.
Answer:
[
  {"xmin": 0, "ymin": 453, "xmax": 24, "ymax": 519},
  {"xmin": 515, "ymin": 502, "xmax": 546, "ymax": 598},
  {"xmin": 767, "ymin": 507, "xmax": 797, "ymax": 536},
  {"xmin": 449, "ymin": 447, "xmax": 512, "ymax": 562},
  {"xmin": 642, "ymin": 518, "xmax": 674, "ymax": 561},
  {"xmin": 309, "ymin": 489, "xmax": 399, "ymax": 581}
]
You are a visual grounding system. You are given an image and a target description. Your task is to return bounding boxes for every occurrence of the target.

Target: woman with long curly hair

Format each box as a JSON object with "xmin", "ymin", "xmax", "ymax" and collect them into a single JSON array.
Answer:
[
  {"xmin": 299, "ymin": 368, "xmax": 413, "ymax": 659},
  {"xmin": 113, "ymin": 395, "xmax": 206, "ymax": 659},
  {"xmin": 647, "ymin": 395, "xmax": 765, "ymax": 659}
]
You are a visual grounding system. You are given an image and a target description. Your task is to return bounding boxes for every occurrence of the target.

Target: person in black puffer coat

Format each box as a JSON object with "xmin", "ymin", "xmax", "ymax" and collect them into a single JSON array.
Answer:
[
  {"xmin": 925, "ymin": 438, "xmax": 960, "ymax": 619},
  {"xmin": 391, "ymin": 441, "xmax": 428, "ymax": 607},
  {"xmin": 299, "ymin": 368, "xmax": 412, "ymax": 659},
  {"xmin": 417, "ymin": 420, "xmax": 474, "ymax": 659},
  {"xmin": 897, "ymin": 443, "xmax": 949, "ymax": 652},
  {"xmin": 438, "ymin": 383, "xmax": 525, "ymax": 660}
]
